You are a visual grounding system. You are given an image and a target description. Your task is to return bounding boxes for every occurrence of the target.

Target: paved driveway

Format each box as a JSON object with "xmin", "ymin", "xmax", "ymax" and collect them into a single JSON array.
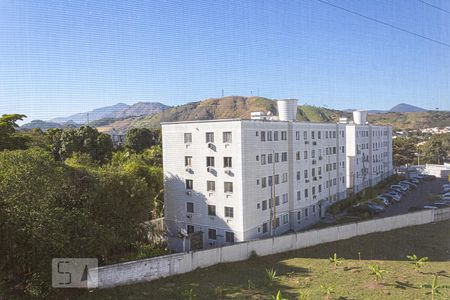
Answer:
[{"xmin": 376, "ymin": 178, "xmax": 448, "ymax": 218}]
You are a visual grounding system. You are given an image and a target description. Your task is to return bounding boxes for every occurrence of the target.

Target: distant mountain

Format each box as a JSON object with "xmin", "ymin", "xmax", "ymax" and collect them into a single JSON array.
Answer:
[
  {"xmin": 96, "ymin": 96, "xmax": 349, "ymax": 133},
  {"xmin": 20, "ymin": 120, "xmax": 79, "ymax": 131},
  {"xmin": 50, "ymin": 103, "xmax": 129, "ymax": 124},
  {"xmin": 389, "ymin": 103, "xmax": 427, "ymax": 113},
  {"xmin": 113, "ymin": 102, "xmax": 169, "ymax": 118}
]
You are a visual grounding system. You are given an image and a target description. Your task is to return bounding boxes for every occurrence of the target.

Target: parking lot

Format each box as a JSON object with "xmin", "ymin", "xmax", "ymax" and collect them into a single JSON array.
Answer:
[{"xmin": 376, "ymin": 177, "xmax": 448, "ymax": 218}]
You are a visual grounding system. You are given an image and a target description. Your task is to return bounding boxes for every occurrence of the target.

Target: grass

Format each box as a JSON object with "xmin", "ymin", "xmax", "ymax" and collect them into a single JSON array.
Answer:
[{"xmin": 74, "ymin": 219, "xmax": 450, "ymax": 300}]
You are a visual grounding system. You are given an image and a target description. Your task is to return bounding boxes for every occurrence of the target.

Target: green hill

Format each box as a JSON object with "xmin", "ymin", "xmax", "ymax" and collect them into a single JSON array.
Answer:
[{"xmin": 97, "ymin": 96, "xmax": 348, "ymax": 133}]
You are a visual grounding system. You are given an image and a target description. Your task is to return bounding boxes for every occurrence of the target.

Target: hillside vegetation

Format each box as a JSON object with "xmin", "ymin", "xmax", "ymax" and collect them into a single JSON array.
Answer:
[
  {"xmin": 98, "ymin": 96, "xmax": 349, "ymax": 133},
  {"xmin": 369, "ymin": 111, "xmax": 450, "ymax": 130}
]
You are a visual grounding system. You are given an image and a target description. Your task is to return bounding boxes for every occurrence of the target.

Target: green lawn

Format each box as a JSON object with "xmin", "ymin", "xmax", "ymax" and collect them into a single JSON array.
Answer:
[{"xmin": 76, "ymin": 220, "xmax": 450, "ymax": 300}]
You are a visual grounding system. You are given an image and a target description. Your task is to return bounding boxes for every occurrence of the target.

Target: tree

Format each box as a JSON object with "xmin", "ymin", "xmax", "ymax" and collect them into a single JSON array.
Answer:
[
  {"xmin": 46, "ymin": 126, "xmax": 113, "ymax": 162},
  {"xmin": 125, "ymin": 127, "xmax": 160, "ymax": 153},
  {"xmin": 419, "ymin": 133, "xmax": 450, "ymax": 164},
  {"xmin": 393, "ymin": 137, "xmax": 417, "ymax": 166},
  {"xmin": 0, "ymin": 114, "xmax": 27, "ymax": 150}
]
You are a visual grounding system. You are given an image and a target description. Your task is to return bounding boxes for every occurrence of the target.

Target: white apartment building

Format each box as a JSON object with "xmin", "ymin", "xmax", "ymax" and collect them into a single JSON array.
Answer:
[
  {"xmin": 162, "ymin": 100, "xmax": 393, "ymax": 251},
  {"xmin": 345, "ymin": 111, "xmax": 393, "ymax": 194}
]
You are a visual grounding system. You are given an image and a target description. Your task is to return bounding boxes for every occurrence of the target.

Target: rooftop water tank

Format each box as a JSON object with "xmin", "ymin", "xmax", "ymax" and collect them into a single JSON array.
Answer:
[
  {"xmin": 277, "ymin": 99, "xmax": 298, "ymax": 121},
  {"xmin": 353, "ymin": 110, "xmax": 368, "ymax": 125}
]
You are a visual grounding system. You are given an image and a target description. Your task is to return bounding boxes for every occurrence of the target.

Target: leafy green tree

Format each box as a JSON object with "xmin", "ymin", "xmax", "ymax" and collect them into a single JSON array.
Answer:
[
  {"xmin": 393, "ymin": 137, "xmax": 418, "ymax": 166},
  {"xmin": 419, "ymin": 133, "xmax": 450, "ymax": 164},
  {"xmin": 125, "ymin": 127, "xmax": 160, "ymax": 153},
  {"xmin": 46, "ymin": 126, "xmax": 113, "ymax": 162},
  {"xmin": 0, "ymin": 114, "xmax": 27, "ymax": 150}
]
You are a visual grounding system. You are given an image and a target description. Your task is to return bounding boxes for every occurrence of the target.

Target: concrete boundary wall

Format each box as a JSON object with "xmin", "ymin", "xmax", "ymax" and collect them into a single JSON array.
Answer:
[{"xmin": 88, "ymin": 208, "xmax": 450, "ymax": 288}]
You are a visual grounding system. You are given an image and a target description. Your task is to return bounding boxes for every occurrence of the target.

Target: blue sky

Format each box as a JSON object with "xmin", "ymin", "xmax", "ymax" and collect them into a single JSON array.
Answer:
[{"xmin": 0, "ymin": 0, "xmax": 449, "ymax": 122}]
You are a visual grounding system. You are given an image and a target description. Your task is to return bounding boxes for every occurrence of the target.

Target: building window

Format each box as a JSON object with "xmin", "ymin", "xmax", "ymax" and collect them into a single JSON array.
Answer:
[
  {"xmin": 262, "ymin": 200, "xmax": 267, "ymax": 210},
  {"xmin": 304, "ymin": 188, "xmax": 308, "ymax": 198},
  {"xmin": 223, "ymin": 132, "xmax": 232, "ymax": 143},
  {"xmin": 274, "ymin": 153, "xmax": 279, "ymax": 162},
  {"xmin": 184, "ymin": 133, "xmax": 192, "ymax": 143},
  {"xmin": 304, "ymin": 151, "xmax": 308, "ymax": 159},
  {"xmin": 185, "ymin": 156, "xmax": 192, "ymax": 166},
  {"xmin": 207, "ymin": 180, "xmax": 215, "ymax": 191},
  {"xmin": 274, "ymin": 174, "xmax": 280, "ymax": 185},
  {"xmin": 304, "ymin": 170, "xmax": 308, "ymax": 178},
  {"xmin": 208, "ymin": 205, "xmax": 216, "ymax": 216},
  {"xmin": 186, "ymin": 202, "xmax": 194, "ymax": 213},
  {"xmin": 261, "ymin": 177, "xmax": 267, "ymax": 188},
  {"xmin": 282, "ymin": 193, "xmax": 288, "ymax": 203},
  {"xmin": 225, "ymin": 206, "xmax": 234, "ymax": 218},
  {"xmin": 296, "ymin": 131, "xmax": 300, "ymax": 140},
  {"xmin": 282, "ymin": 214, "xmax": 289, "ymax": 224},
  {"xmin": 303, "ymin": 131, "xmax": 307, "ymax": 140},
  {"xmin": 275, "ymin": 217, "xmax": 280, "ymax": 227},
  {"xmin": 304, "ymin": 208, "xmax": 309, "ymax": 217},
  {"xmin": 282, "ymin": 173, "xmax": 288, "ymax": 183},
  {"xmin": 268, "ymin": 176, "xmax": 273, "ymax": 187},
  {"xmin": 274, "ymin": 131, "xmax": 279, "ymax": 141},
  {"xmin": 261, "ymin": 131, "xmax": 266, "ymax": 141},
  {"xmin": 297, "ymin": 211, "xmax": 301, "ymax": 220},
  {"xmin": 267, "ymin": 131, "xmax": 273, "ymax": 141},
  {"xmin": 296, "ymin": 151, "xmax": 300, "ymax": 160},
  {"xmin": 281, "ymin": 152, "xmax": 287, "ymax": 162},
  {"xmin": 225, "ymin": 231, "xmax": 234, "ymax": 243},
  {"xmin": 275, "ymin": 196, "xmax": 280, "ymax": 206},
  {"xmin": 311, "ymin": 131, "xmax": 315, "ymax": 139},
  {"xmin": 262, "ymin": 222, "xmax": 268, "ymax": 233},
  {"xmin": 261, "ymin": 154, "xmax": 266, "ymax": 165},
  {"xmin": 297, "ymin": 171, "xmax": 301, "ymax": 180},
  {"xmin": 224, "ymin": 157, "xmax": 232, "ymax": 168},
  {"xmin": 312, "ymin": 205, "xmax": 316, "ymax": 213},
  {"xmin": 206, "ymin": 132, "xmax": 214, "ymax": 143},
  {"xmin": 297, "ymin": 191, "xmax": 301, "ymax": 200},
  {"xmin": 256, "ymin": 155, "xmax": 259, "ymax": 161},
  {"xmin": 224, "ymin": 182, "xmax": 233, "ymax": 193},
  {"xmin": 268, "ymin": 153, "xmax": 273, "ymax": 164},
  {"xmin": 187, "ymin": 225, "xmax": 194, "ymax": 234},
  {"xmin": 318, "ymin": 131, "xmax": 321, "ymax": 139},
  {"xmin": 281, "ymin": 131, "xmax": 287, "ymax": 140},
  {"xmin": 206, "ymin": 156, "xmax": 215, "ymax": 168},
  {"xmin": 208, "ymin": 229, "xmax": 217, "ymax": 240},
  {"xmin": 186, "ymin": 179, "xmax": 193, "ymax": 190}
]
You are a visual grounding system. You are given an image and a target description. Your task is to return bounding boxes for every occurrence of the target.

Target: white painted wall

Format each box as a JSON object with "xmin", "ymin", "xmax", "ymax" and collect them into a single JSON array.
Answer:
[{"xmin": 88, "ymin": 208, "xmax": 450, "ymax": 288}]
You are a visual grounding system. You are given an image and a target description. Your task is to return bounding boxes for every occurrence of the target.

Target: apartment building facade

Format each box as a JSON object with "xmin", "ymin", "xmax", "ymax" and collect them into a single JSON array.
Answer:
[
  {"xmin": 345, "ymin": 111, "xmax": 393, "ymax": 194},
  {"xmin": 162, "ymin": 100, "xmax": 393, "ymax": 251}
]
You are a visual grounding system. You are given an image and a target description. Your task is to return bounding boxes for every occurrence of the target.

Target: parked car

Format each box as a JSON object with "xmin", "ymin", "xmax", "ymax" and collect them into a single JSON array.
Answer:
[
  {"xmin": 384, "ymin": 193, "xmax": 401, "ymax": 202},
  {"xmin": 389, "ymin": 188, "xmax": 405, "ymax": 196},
  {"xmin": 382, "ymin": 193, "xmax": 400, "ymax": 203},
  {"xmin": 376, "ymin": 196, "xmax": 391, "ymax": 206},
  {"xmin": 367, "ymin": 202, "xmax": 385, "ymax": 213},
  {"xmin": 400, "ymin": 180, "xmax": 417, "ymax": 188},
  {"xmin": 391, "ymin": 184, "xmax": 408, "ymax": 192},
  {"xmin": 424, "ymin": 205, "xmax": 438, "ymax": 209},
  {"xmin": 410, "ymin": 178, "xmax": 420, "ymax": 184},
  {"xmin": 440, "ymin": 194, "xmax": 450, "ymax": 201},
  {"xmin": 433, "ymin": 202, "xmax": 450, "ymax": 208}
]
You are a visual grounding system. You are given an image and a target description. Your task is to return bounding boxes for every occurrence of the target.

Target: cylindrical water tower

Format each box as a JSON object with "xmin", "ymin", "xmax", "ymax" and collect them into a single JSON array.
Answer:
[
  {"xmin": 353, "ymin": 110, "xmax": 368, "ymax": 125},
  {"xmin": 277, "ymin": 99, "xmax": 298, "ymax": 121}
]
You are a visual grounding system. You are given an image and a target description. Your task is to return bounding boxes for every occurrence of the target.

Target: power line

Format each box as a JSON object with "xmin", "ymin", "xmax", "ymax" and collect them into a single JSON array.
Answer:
[
  {"xmin": 311, "ymin": 0, "xmax": 450, "ymax": 49},
  {"xmin": 416, "ymin": 0, "xmax": 450, "ymax": 14}
]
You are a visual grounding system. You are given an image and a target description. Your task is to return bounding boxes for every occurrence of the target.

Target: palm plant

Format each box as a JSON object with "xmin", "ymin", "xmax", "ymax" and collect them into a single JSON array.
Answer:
[
  {"xmin": 298, "ymin": 289, "xmax": 311, "ymax": 300},
  {"xmin": 181, "ymin": 288, "xmax": 197, "ymax": 300},
  {"xmin": 320, "ymin": 284, "xmax": 335, "ymax": 299},
  {"xmin": 329, "ymin": 253, "xmax": 344, "ymax": 268},
  {"xmin": 265, "ymin": 268, "xmax": 278, "ymax": 285},
  {"xmin": 407, "ymin": 254, "xmax": 429, "ymax": 272},
  {"xmin": 271, "ymin": 290, "xmax": 288, "ymax": 300},
  {"xmin": 214, "ymin": 285, "xmax": 224, "ymax": 299},
  {"xmin": 430, "ymin": 275, "xmax": 441, "ymax": 300},
  {"xmin": 368, "ymin": 264, "xmax": 386, "ymax": 282}
]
